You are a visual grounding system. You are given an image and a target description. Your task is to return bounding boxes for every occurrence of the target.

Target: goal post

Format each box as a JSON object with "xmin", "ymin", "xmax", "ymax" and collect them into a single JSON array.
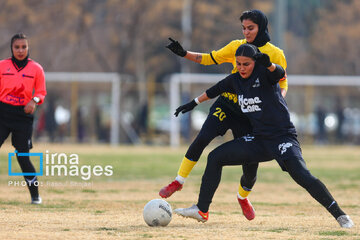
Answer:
[
  {"xmin": 45, "ymin": 72, "xmax": 121, "ymax": 145},
  {"xmin": 169, "ymin": 73, "xmax": 226, "ymax": 147},
  {"xmin": 169, "ymin": 73, "xmax": 360, "ymax": 147}
]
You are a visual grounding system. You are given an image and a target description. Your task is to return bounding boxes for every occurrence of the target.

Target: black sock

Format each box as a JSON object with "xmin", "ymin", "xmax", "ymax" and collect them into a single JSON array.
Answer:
[
  {"xmin": 196, "ymin": 204, "xmax": 208, "ymax": 213},
  {"xmin": 327, "ymin": 201, "xmax": 345, "ymax": 219},
  {"xmin": 305, "ymin": 179, "xmax": 345, "ymax": 218},
  {"xmin": 24, "ymin": 176, "xmax": 39, "ymax": 198},
  {"xmin": 16, "ymin": 150, "xmax": 40, "ymax": 198}
]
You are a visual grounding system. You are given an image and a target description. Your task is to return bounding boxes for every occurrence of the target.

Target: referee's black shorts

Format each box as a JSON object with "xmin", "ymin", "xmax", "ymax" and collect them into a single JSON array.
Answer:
[{"xmin": 0, "ymin": 101, "xmax": 33, "ymax": 150}]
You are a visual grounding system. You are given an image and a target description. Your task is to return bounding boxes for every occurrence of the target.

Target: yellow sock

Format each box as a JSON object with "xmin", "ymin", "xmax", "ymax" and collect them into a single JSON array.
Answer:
[
  {"xmin": 177, "ymin": 156, "xmax": 197, "ymax": 178},
  {"xmin": 238, "ymin": 185, "xmax": 251, "ymax": 199}
]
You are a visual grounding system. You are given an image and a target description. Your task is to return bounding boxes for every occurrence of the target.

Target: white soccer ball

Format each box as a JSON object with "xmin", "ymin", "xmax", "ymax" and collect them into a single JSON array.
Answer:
[{"xmin": 143, "ymin": 199, "xmax": 172, "ymax": 227}]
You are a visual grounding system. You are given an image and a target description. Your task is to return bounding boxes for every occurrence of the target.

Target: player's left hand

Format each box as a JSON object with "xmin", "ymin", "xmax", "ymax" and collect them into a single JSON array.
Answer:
[
  {"xmin": 174, "ymin": 99, "xmax": 197, "ymax": 117},
  {"xmin": 24, "ymin": 100, "xmax": 36, "ymax": 114},
  {"xmin": 166, "ymin": 38, "xmax": 187, "ymax": 57},
  {"xmin": 254, "ymin": 52, "xmax": 272, "ymax": 68}
]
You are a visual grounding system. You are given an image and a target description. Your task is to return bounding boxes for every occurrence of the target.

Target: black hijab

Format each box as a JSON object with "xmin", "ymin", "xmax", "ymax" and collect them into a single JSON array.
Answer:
[
  {"xmin": 240, "ymin": 9, "xmax": 270, "ymax": 47},
  {"xmin": 11, "ymin": 55, "xmax": 29, "ymax": 70},
  {"xmin": 235, "ymin": 44, "xmax": 259, "ymax": 59}
]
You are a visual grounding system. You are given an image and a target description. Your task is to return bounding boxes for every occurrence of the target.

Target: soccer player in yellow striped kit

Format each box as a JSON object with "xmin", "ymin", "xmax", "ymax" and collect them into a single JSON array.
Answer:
[{"xmin": 160, "ymin": 9, "xmax": 287, "ymax": 221}]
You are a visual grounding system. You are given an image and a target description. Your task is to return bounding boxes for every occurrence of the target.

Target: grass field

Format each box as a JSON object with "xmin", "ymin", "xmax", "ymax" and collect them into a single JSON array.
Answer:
[{"xmin": 0, "ymin": 143, "xmax": 359, "ymax": 239}]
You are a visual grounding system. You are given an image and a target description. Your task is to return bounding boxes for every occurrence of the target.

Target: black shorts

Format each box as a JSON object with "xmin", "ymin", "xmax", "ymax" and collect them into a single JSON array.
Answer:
[
  {"xmin": 0, "ymin": 102, "xmax": 34, "ymax": 150},
  {"xmin": 205, "ymin": 98, "xmax": 252, "ymax": 138},
  {"xmin": 184, "ymin": 98, "xmax": 253, "ymax": 162}
]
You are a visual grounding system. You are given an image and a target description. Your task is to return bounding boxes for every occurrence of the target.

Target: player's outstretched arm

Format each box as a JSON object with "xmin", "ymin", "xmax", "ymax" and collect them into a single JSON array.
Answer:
[
  {"xmin": 174, "ymin": 92, "xmax": 209, "ymax": 117},
  {"xmin": 166, "ymin": 38, "xmax": 203, "ymax": 63}
]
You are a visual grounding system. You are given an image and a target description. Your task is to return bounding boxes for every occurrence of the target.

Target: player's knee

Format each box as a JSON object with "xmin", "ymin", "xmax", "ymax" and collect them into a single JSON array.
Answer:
[
  {"xmin": 301, "ymin": 171, "xmax": 318, "ymax": 187},
  {"xmin": 208, "ymin": 149, "xmax": 222, "ymax": 167},
  {"xmin": 301, "ymin": 177, "xmax": 322, "ymax": 194},
  {"xmin": 290, "ymin": 167, "xmax": 317, "ymax": 188},
  {"xmin": 15, "ymin": 147, "xmax": 30, "ymax": 153},
  {"xmin": 193, "ymin": 132, "xmax": 213, "ymax": 148},
  {"xmin": 243, "ymin": 164, "xmax": 258, "ymax": 178}
]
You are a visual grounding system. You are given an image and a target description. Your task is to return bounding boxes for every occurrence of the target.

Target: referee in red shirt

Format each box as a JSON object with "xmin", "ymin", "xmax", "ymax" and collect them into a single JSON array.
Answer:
[{"xmin": 0, "ymin": 33, "xmax": 46, "ymax": 204}]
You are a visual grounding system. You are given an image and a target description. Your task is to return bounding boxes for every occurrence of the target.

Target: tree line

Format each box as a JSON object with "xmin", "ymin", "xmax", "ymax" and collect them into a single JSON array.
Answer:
[{"xmin": 0, "ymin": 0, "xmax": 359, "ymax": 81}]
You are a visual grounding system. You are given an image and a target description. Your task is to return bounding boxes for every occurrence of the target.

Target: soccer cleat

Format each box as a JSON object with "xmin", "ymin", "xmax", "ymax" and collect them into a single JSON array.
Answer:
[
  {"xmin": 174, "ymin": 204, "xmax": 208, "ymax": 222},
  {"xmin": 237, "ymin": 195, "xmax": 255, "ymax": 220},
  {"xmin": 159, "ymin": 180, "xmax": 183, "ymax": 198},
  {"xmin": 31, "ymin": 196, "xmax": 42, "ymax": 205},
  {"xmin": 337, "ymin": 215, "xmax": 354, "ymax": 228}
]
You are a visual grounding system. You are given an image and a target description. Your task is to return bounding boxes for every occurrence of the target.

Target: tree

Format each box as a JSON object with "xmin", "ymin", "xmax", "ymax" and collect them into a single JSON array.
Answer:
[{"xmin": 308, "ymin": 0, "xmax": 360, "ymax": 74}]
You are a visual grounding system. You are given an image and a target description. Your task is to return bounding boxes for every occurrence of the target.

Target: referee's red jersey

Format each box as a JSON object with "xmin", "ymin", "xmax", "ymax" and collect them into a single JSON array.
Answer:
[{"xmin": 0, "ymin": 58, "xmax": 46, "ymax": 106}]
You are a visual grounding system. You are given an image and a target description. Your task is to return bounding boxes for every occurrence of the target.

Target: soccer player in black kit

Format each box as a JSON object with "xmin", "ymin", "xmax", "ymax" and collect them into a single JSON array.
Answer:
[
  {"xmin": 160, "ymin": 9, "xmax": 287, "ymax": 221},
  {"xmin": 173, "ymin": 44, "xmax": 354, "ymax": 228}
]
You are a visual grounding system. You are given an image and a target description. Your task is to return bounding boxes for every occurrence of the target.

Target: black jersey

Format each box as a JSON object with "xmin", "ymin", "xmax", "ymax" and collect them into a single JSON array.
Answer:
[{"xmin": 206, "ymin": 64, "xmax": 296, "ymax": 138}]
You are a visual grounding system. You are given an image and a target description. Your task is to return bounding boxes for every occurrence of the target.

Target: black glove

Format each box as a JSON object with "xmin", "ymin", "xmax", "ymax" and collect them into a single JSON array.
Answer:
[
  {"xmin": 166, "ymin": 38, "xmax": 187, "ymax": 57},
  {"xmin": 254, "ymin": 52, "xmax": 272, "ymax": 68},
  {"xmin": 174, "ymin": 99, "xmax": 197, "ymax": 117}
]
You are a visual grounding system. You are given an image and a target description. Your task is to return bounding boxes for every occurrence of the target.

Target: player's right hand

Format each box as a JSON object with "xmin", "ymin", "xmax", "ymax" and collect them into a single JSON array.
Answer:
[
  {"xmin": 174, "ymin": 99, "xmax": 197, "ymax": 117},
  {"xmin": 254, "ymin": 52, "xmax": 272, "ymax": 68},
  {"xmin": 166, "ymin": 38, "xmax": 187, "ymax": 57}
]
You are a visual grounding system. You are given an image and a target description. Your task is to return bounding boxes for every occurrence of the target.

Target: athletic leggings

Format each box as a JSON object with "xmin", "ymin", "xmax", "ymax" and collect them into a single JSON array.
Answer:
[
  {"xmin": 185, "ymin": 98, "xmax": 258, "ymax": 190},
  {"xmin": 196, "ymin": 136, "xmax": 344, "ymax": 219}
]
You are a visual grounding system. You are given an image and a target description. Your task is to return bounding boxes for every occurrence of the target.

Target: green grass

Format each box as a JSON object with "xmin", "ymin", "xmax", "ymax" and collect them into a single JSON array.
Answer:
[
  {"xmin": 1, "ymin": 145, "xmax": 359, "ymax": 240},
  {"xmin": 0, "ymin": 200, "xmax": 22, "ymax": 206},
  {"xmin": 95, "ymin": 227, "xmax": 118, "ymax": 231},
  {"xmin": 1, "ymin": 145, "xmax": 360, "ymax": 186},
  {"xmin": 94, "ymin": 210, "xmax": 106, "ymax": 214},
  {"xmin": 318, "ymin": 230, "xmax": 349, "ymax": 236},
  {"xmin": 82, "ymin": 189, "xmax": 96, "ymax": 193},
  {"xmin": 266, "ymin": 227, "xmax": 289, "ymax": 233},
  {"xmin": 47, "ymin": 189, "xmax": 65, "ymax": 194}
]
